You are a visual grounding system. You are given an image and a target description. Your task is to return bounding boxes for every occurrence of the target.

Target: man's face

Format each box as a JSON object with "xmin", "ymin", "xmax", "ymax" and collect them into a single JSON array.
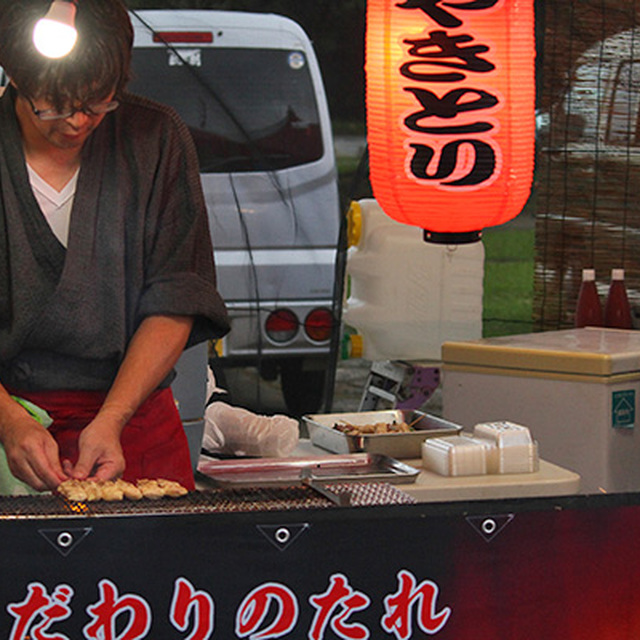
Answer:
[{"xmin": 16, "ymin": 91, "xmax": 116, "ymax": 151}]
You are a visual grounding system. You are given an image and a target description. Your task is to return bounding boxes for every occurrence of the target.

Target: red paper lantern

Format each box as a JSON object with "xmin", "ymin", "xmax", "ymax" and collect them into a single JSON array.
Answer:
[{"xmin": 365, "ymin": 0, "xmax": 535, "ymax": 243}]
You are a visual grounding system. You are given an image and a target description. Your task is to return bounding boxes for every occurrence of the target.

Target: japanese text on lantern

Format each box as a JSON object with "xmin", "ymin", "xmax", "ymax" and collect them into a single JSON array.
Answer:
[
  {"xmin": 398, "ymin": 0, "xmax": 502, "ymax": 189},
  {"xmin": 366, "ymin": 0, "xmax": 533, "ymax": 234}
]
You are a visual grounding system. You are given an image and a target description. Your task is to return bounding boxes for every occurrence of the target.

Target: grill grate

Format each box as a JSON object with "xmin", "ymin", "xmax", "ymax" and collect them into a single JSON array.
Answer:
[{"xmin": 0, "ymin": 483, "xmax": 415, "ymax": 520}]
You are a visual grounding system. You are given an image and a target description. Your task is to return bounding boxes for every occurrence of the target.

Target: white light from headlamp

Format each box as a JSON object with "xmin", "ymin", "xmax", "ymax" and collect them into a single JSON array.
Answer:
[{"xmin": 33, "ymin": 0, "xmax": 78, "ymax": 59}]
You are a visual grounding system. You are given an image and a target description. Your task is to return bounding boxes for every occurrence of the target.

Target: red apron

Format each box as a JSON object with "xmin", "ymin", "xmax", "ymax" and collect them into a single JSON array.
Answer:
[{"xmin": 7, "ymin": 387, "xmax": 195, "ymax": 490}]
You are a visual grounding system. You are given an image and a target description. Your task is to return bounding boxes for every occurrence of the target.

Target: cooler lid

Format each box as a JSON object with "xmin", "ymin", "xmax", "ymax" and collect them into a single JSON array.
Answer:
[{"xmin": 442, "ymin": 328, "xmax": 640, "ymax": 376}]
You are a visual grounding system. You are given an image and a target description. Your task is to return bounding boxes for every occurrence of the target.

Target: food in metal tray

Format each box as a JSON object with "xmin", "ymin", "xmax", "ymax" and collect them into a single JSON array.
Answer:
[
  {"xmin": 333, "ymin": 420, "xmax": 412, "ymax": 435},
  {"xmin": 57, "ymin": 478, "xmax": 188, "ymax": 502},
  {"xmin": 304, "ymin": 410, "xmax": 462, "ymax": 458}
]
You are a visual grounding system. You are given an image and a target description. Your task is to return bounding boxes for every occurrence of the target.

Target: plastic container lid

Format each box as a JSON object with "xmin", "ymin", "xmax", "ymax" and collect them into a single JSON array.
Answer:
[
  {"xmin": 442, "ymin": 328, "xmax": 640, "ymax": 376},
  {"xmin": 473, "ymin": 421, "xmax": 533, "ymax": 447},
  {"xmin": 582, "ymin": 268, "xmax": 596, "ymax": 281}
]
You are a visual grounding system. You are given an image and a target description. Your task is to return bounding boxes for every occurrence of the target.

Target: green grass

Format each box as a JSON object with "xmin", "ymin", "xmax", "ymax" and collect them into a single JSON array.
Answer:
[
  {"xmin": 332, "ymin": 120, "xmax": 367, "ymax": 136},
  {"xmin": 482, "ymin": 226, "xmax": 535, "ymax": 337}
]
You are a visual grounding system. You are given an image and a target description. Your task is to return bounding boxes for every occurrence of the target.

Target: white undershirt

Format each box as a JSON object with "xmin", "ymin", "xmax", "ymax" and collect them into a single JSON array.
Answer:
[{"xmin": 27, "ymin": 163, "xmax": 79, "ymax": 248}]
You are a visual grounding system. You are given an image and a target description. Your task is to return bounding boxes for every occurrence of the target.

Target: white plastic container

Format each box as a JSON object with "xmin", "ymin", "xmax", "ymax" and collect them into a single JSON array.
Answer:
[
  {"xmin": 421, "ymin": 423, "xmax": 539, "ymax": 477},
  {"xmin": 421, "ymin": 435, "xmax": 489, "ymax": 476},
  {"xmin": 343, "ymin": 199, "xmax": 484, "ymax": 361},
  {"xmin": 473, "ymin": 421, "xmax": 539, "ymax": 474}
]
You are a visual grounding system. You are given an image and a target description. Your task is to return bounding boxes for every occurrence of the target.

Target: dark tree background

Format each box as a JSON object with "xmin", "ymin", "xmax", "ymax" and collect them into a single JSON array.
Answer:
[{"xmin": 126, "ymin": 0, "xmax": 367, "ymax": 125}]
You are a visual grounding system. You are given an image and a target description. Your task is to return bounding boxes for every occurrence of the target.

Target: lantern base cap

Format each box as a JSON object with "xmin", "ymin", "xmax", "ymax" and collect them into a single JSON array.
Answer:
[{"xmin": 423, "ymin": 230, "xmax": 482, "ymax": 245}]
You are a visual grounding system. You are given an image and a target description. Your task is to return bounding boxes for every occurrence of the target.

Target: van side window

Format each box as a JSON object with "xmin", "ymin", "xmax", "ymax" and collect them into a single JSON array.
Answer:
[
  {"xmin": 129, "ymin": 47, "xmax": 324, "ymax": 172},
  {"xmin": 607, "ymin": 60, "xmax": 640, "ymax": 146}
]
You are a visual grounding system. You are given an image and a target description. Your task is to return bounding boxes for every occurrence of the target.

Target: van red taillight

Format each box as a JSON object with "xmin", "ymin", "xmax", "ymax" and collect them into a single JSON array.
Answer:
[
  {"xmin": 304, "ymin": 308, "xmax": 333, "ymax": 342},
  {"xmin": 265, "ymin": 309, "xmax": 299, "ymax": 343},
  {"xmin": 153, "ymin": 32, "xmax": 213, "ymax": 44}
]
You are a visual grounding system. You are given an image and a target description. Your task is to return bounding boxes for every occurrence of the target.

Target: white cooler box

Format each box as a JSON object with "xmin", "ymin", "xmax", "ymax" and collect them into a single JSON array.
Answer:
[{"xmin": 442, "ymin": 328, "xmax": 640, "ymax": 494}]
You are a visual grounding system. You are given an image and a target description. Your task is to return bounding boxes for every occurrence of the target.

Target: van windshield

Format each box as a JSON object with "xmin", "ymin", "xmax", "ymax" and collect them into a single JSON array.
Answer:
[{"xmin": 129, "ymin": 47, "xmax": 324, "ymax": 172}]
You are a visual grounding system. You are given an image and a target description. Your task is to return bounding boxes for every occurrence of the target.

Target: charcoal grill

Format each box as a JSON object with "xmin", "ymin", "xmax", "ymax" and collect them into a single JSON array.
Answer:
[{"xmin": 0, "ymin": 482, "xmax": 415, "ymax": 520}]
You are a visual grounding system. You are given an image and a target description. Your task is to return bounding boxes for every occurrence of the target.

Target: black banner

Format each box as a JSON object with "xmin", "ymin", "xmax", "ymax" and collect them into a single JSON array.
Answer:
[{"xmin": 1, "ymin": 494, "xmax": 640, "ymax": 638}]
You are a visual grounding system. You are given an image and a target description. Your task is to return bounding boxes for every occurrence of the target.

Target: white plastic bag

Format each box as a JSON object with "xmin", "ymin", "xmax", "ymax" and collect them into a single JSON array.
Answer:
[
  {"xmin": 203, "ymin": 401, "xmax": 299, "ymax": 458},
  {"xmin": 206, "ymin": 366, "xmax": 228, "ymax": 400}
]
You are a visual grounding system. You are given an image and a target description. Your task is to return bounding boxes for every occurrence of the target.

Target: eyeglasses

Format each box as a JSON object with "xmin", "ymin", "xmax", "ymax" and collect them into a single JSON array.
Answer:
[{"xmin": 23, "ymin": 94, "xmax": 119, "ymax": 121}]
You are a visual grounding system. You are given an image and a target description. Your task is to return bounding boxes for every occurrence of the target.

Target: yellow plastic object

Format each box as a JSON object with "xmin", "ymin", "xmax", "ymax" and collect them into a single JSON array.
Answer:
[
  {"xmin": 346, "ymin": 201, "xmax": 363, "ymax": 248},
  {"xmin": 212, "ymin": 338, "xmax": 225, "ymax": 358},
  {"xmin": 348, "ymin": 333, "xmax": 364, "ymax": 359}
]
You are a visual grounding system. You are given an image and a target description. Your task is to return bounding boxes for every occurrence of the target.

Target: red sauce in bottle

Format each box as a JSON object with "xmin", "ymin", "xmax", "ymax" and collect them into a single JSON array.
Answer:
[
  {"xmin": 604, "ymin": 268, "xmax": 633, "ymax": 329},
  {"xmin": 575, "ymin": 268, "xmax": 603, "ymax": 328}
]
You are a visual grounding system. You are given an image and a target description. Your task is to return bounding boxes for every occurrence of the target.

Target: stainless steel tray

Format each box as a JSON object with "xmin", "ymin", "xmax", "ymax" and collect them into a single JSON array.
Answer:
[
  {"xmin": 196, "ymin": 453, "xmax": 420, "ymax": 488},
  {"xmin": 303, "ymin": 410, "xmax": 462, "ymax": 458}
]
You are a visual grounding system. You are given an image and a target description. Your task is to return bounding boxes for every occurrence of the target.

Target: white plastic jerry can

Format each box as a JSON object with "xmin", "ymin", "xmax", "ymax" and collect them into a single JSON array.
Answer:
[{"xmin": 343, "ymin": 199, "xmax": 485, "ymax": 361}]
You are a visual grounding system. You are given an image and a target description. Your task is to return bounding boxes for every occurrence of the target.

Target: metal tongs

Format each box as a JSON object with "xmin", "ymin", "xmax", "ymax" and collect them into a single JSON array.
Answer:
[{"xmin": 300, "ymin": 468, "xmax": 351, "ymax": 507}]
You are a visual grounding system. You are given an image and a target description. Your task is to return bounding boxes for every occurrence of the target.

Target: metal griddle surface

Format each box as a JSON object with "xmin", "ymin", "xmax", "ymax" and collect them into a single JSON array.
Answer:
[{"xmin": 197, "ymin": 453, "xmax": 420, "ymax": 487}]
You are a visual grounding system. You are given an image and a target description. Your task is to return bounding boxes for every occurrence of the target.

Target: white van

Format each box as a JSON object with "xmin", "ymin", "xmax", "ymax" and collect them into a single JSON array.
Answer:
[{"xmin": 128, "ymin": 10, "xmax": 341, "ymax": 413}]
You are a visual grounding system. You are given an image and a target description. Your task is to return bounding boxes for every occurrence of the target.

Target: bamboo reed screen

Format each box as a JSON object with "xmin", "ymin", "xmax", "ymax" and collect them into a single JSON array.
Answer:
[{"xmin": 535, "ymin": 0, "xmax": 640, "ymax": 330}]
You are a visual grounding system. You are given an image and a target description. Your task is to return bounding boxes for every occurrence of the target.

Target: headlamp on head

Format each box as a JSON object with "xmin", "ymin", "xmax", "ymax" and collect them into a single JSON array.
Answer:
[{"xmin": 33, "ymin": 0, "xmax": 78, "ymax": 59}]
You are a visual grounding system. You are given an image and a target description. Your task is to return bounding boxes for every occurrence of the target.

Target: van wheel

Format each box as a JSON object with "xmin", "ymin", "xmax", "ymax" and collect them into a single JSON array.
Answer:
[{"xmin": 280, "ymin": 360, "xmax": 326, "ymax": 417}]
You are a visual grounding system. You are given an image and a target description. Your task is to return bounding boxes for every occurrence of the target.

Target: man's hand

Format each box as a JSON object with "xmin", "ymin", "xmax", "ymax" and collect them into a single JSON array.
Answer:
[
  {"xmin": 65, "ymin": 314, "xmax": 193, "ymax": 482},
  {"xmin": 1, "ymin": 414, "xmax": 67, "ymax": 491},
  {"xmin": 65, "ymin": 413, "xmax": 126, "ymax": 482}
]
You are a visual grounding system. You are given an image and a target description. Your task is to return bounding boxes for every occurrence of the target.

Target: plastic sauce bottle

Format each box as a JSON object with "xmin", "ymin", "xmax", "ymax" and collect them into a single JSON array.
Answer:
[
  {"xmin": 575, "ymin": 268, "xmax": 603, "ymax": 328},
  {"xmin": 604, "ymin": 268, "xmax": 633, "ymax": 329}
]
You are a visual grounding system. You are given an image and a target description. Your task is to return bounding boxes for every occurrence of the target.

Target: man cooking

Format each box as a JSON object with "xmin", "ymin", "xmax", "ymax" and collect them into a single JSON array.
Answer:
[{"xmin": 0, "ymin": 0, "xmax": 229, "ymax": 492}]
